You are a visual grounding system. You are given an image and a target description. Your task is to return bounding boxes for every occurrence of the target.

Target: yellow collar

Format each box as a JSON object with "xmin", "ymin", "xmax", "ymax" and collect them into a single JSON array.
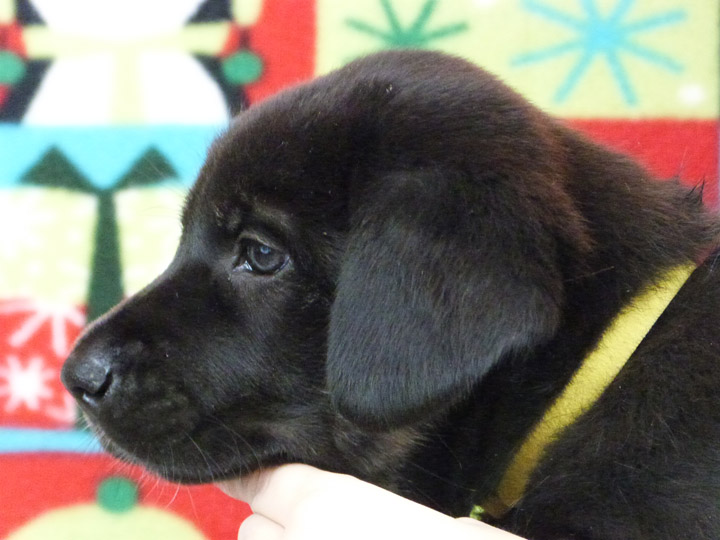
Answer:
[{"xmin": 473, "ymin": 263, "xmax": 697, "ymax": 521}]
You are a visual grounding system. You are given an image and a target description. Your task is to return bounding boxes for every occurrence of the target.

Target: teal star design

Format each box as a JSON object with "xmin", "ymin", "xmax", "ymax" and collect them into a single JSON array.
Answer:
[
  {"xmin": 513, "ymin": 0, "xmax": 686, "ymax": 105},
  {"xmin": 346, "ymin": 0, "xmax": 468, "ymax": 49}
]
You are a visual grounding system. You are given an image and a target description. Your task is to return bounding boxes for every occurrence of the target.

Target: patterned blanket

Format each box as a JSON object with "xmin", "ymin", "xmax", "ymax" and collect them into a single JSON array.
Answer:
[{"xmin": 0, "ymin": 1, "xmax": 717, "ymax": 538}]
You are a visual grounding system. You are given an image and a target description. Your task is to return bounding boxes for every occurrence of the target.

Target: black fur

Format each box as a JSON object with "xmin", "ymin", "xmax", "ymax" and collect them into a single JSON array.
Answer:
[{"xmin": 62, "ymin": 50, "xmax": 720, "ymax": 539}]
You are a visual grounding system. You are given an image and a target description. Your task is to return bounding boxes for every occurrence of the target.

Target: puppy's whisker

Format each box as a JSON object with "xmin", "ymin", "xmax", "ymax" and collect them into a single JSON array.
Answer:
[
  {"xmin": 186, "ymin": 434, "xmax": 221, "ymax": 481},
  {"xmin": 165, "ymin": 475, "xmax": 182, "ymax": 508},
  {"xmin": 564, "ymin": 266, "xmax": 616, "ymax": 282},
  {"xmin": 205, "ymin": 414, "xmax": 263, "ymax": 472}
]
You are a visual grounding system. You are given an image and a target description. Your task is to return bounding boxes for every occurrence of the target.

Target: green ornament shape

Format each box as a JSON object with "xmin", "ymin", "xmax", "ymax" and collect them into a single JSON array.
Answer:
[
  {"xmin": 97, "ymin": 477, "xmax": 139, "ymax": 513},
  {"xmin": 222, "ymin": 50, "xmax": 263, "ymax": 85},
  {"xmin": 0, "ymin": 50, "xmax": 26, "ymax": 85}
]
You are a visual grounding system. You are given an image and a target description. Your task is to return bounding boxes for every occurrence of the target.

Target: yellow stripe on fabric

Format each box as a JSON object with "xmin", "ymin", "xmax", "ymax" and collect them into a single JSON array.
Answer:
[
  {"xmin": 22, "ymin": 23, "xmax": 229, "ymax": 59},
  {"xmin": 484, "ymin": 263, "xmax": 696, "ymax": 518},
  {"xmin": 177, "ymin": 24, "xmax": 232, "ymax": 55}
]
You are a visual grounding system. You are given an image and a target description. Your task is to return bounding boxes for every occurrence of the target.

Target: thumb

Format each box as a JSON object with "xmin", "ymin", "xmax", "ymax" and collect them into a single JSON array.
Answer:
[
  {"xmin": 455, "ymin": 517, "xmax": 525, "ymax": 539},
  {"xmin": 216, "ymin": 467, "xmax": 278, "ymax": 505}
]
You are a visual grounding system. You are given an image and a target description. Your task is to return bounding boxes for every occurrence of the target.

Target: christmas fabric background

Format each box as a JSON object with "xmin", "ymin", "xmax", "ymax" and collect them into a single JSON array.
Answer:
[{"xmin": 0, "ymin": 0, "xmax": 717, "ymax": 538}]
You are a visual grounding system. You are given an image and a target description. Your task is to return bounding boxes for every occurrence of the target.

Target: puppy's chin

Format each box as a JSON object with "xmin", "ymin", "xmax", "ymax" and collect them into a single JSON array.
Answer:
[
  {"xmin": 81, "ymin": 399, "xmax": 426, "ymax": 489},
  {"xmin": 101, "ymin": 435, "xmax": 288, "ymax": 485},
  {"xmin": 149, "ymin": 461, "xmax": 278, "ymax": 486},
  {"xmin": 80, "ymin": 413, "xmax": 285, "ymax": 485}
]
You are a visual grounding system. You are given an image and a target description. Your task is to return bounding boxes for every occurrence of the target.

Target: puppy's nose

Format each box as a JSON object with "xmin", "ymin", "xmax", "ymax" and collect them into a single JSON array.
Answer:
[{"xmin": 61, "ymin": 352, "xmax": 113, "ymax": 408}]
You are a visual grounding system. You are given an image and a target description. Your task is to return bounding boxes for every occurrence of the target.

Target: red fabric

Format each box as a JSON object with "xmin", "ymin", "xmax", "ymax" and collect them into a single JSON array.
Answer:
[
  {"xmin": 220, "ymin": 24, "xmax": 242, "ymax": 57},
  {"xmin": 0, "ymin": 300, "xmax": 83, "ymax": 429},
  {"xmin": 246, "ymin": 0, "xmax": 315, "ymax": 104},
  {"xmin": 0, "ymin": 22, "xmax": 26, "ymax": 56},
  {"xmin": 0, "ymin": 453, "xmax": 251, "ymax": 538}
]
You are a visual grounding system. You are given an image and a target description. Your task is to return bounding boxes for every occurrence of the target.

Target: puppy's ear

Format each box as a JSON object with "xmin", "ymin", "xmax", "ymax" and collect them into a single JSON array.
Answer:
[{"xmin": 327, "ymin": 171, "xmax": 566, "ymax": 428}]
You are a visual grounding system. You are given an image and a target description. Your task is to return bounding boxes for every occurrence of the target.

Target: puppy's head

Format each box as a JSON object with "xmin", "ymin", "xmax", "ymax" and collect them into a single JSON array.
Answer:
[{"xmin": 61, "ymin": 51, "xmax": 587, "ymax": 485}]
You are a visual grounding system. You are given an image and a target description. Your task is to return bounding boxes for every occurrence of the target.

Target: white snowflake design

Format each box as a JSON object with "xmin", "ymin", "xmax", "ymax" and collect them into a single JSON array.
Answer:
[
  {"xmin": 0, "ymin": 299, "xmax": 86, "ymax": 357},
  {"xmin": 0, "ymin": 355, "xmax": 55, "ymax": 413}
]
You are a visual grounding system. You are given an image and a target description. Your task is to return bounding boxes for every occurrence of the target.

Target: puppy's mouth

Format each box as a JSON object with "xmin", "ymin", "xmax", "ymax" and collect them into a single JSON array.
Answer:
[{"xmin": 81, "ymin": 409, "xmax": 303, "ymax": 485}]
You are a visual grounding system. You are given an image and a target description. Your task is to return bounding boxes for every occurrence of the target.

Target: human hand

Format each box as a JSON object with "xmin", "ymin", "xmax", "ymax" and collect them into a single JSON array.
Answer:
[{"xmin": 217, "ymin": 464, "xmax": 524, "ymax": 540}]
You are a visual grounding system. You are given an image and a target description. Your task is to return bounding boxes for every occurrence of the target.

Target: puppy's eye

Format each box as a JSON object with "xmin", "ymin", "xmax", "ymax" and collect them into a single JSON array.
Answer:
[{"xmin": 236, "ymin": 239, "xmax": 289, "ymax": 275}]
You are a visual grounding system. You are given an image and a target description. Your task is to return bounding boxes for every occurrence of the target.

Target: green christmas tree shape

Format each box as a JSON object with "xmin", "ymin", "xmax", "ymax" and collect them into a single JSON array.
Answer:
[
  {"xmin": 346, "ymin": 0, "xmax": 468, "ymax": 49},
  {"xmin": 21, "ymin": 147, "xmax": 178, "ymax": 322}
]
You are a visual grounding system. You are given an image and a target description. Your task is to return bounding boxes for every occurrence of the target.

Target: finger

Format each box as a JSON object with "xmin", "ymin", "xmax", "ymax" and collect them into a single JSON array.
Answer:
[
  {"xmin": 217, "ymin": 468, "xmax": 276, "ymax": 504},
  {"xmin": 217, "ymin": 464, "xmax": 334, "ymax": 522},
  {"xmin": 455, "ymin": 517, "xmax": 487, "ymax": 527},
  {"xmin": 455, "ymin": 517, "xmax": 526, "ymax": 539},
  {"xmin": 237, "ymin": 513, "xmax": 285, "ymax": 540},
  {"xmin": 248, "ymin": 464, "xmax": 335, "ymax": 521}
]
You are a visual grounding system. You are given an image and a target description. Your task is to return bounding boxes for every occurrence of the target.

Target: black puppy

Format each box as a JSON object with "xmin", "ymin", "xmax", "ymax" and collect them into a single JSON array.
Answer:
[{"xmin": 62, "ymin": 50, "xmax": 720, "ymax": 539}]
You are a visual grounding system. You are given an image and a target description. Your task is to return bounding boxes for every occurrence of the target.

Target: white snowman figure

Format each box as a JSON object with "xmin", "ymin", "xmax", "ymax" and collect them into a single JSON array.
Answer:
[{"xmin": 21, "ymin": 0, "xmax": 263, "ymax": 124}]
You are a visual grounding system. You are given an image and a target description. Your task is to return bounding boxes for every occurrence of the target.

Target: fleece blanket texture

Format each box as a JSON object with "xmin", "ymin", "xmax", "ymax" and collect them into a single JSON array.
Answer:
[{"xmin": 0, "ymin": 0, "xmax": 717, "ymax": 538}]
